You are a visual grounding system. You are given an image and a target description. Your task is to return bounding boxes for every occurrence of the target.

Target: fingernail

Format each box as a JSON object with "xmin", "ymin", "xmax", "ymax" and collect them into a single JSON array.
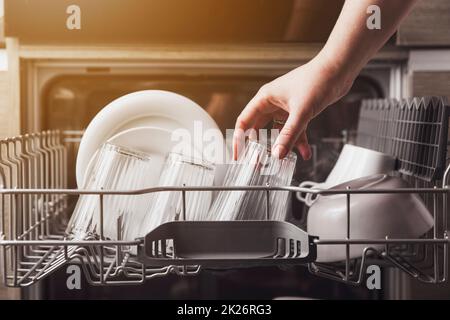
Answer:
[{"xmin": 272, "ymin": 144, "xmax": 287, "ymax": 159}]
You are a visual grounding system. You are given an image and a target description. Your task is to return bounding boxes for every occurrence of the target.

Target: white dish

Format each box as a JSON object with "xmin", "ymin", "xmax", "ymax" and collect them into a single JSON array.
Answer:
[
  {"xmin": 76, "ymin": 90, "xmax": 225, "ymax": 187},
  {"xmin": 297, "ymin": 144, "xmax": 396, "ymax": 206},
  {"xmin": 307, "ymin": 174, "xmax": 433, "ymax": 263},
  {"xmin": 107, "ymin": 126, "xmax": 198, "ymax": 187},
  {"xmin": 325, "ymin": 144, "xmax": 396, "ymax": 186}
]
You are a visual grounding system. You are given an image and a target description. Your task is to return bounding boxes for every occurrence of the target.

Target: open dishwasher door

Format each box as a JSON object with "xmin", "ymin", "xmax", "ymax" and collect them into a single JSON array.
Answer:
[{"xmin": 20, "ymin": 68, "xmax": 387, "ymax": 300}]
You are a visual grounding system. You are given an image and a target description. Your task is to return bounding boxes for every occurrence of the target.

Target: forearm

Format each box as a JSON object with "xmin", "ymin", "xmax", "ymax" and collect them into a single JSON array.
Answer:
[
  {"xmin": 234, "ymin": 0, "xmax": 419, "ymax": 159},
  {"xmin": 317, "ymin": 0, "xmax": 418, "ymax": 85}
]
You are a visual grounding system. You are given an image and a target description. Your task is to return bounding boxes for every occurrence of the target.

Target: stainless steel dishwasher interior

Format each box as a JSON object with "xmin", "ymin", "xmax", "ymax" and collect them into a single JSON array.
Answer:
[{"xmin": 2, "ymin": 72, "xmax": 448, "ymax": 297}]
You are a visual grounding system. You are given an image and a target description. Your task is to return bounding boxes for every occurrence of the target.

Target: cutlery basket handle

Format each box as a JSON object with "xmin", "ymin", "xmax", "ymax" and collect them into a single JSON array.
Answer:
[{"xmin": 138, "ymin": 221, "xmax": 317, "ymax": 269}]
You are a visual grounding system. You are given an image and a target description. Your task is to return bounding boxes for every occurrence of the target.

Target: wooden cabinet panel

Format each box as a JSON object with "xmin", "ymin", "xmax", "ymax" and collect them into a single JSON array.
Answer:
[
  {"xmin": 397, "ymin": 0, "xmax": 450, "ymax": 46},
  {"xmin": 0, "ymin": 70, "xmax": 10, "ymax": 138},
  {"xmin": 4, "ymin": 0, "xmax": 342, "ymax": 44},
  {"xmin": 412, "ymin": 71, "xmax": 450, "ymax": 100}
]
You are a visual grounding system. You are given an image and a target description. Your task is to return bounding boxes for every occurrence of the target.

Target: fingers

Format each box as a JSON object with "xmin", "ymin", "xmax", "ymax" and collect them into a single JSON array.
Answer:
[
  {"xmin": 233, "ymin": 85, "xmax": 312, "ymax": 161},
  {"xmin": 272, "ymin": 112, "xmax": 304, "ymax": 159},
  {"xmin": 295, "ymin": 131, "xmax": 312, "ymax": 160},
  {"xmin": 234, "ymin": 89, "xmax": 272, "ymax": 131},
  {"xmin": 233, "ymin": 90, "xmax": 274, "ymax": 160}
]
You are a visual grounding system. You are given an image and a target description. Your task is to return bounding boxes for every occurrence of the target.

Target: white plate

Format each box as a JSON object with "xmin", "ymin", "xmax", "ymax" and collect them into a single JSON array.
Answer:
[
  {"xmin": 108, "ymin": 126, "xmax": 199, "ymax": 187},
  {"xmin": 82, "ymin": 126, "xmax": 201, "ymax": 187},
  {"xmin": 76, "ymin": 90, "xmax": 224, "ymax": 187}
]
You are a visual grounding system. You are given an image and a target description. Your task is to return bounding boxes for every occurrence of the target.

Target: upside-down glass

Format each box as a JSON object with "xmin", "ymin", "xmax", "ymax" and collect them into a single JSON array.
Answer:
[
  {"xmin": 208, "ymin": 140, "xmax": 297, "ymax": 221},
  {"xmin": 66, "ymin": 142, "xmax": 153, "ymax": 241},
  {"xmin": 138, "ymin": 152, "xmax": 215, "ymax": 237},
  {"xmin": 238, "ymin": 151, "xmax": 297, "ymax": 221},
  {"xmin": 208, "ymin": 140, "xmax": 266, "ymax": 221}
]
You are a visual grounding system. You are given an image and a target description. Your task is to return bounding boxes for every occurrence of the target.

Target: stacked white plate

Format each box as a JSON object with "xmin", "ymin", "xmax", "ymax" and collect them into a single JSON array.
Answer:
[{"xmin": 76, "ymin": 90, "xmax": 227, "ymax": 188}]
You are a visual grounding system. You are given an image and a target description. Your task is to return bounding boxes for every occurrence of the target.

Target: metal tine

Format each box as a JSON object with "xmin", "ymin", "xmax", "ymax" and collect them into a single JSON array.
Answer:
[
  {"xmin": 44, "ymin": 131, "xmax": 58, "ymax": 220},
  {"xmin": 28, "ymin": 134, "xmax": 42, "ymax": 240},
  {"xmin": 16, "ymin": 245, "xmax": 62, "ymax": 285},
  {"xmin": 33, "ymin": 133, "xmax": 47, "ymax": 238},
  {"xmin": 2, "ymin": 132, "xmax": 68, "ymax": 277},
  {"xmin": 20, "ymin": 135, "xmax": 51, "ymax": 258},
  {"xmin": 13, "ymin": 137, "xmax": 31, "ymax": 256},
  {"xmin": 40, "ymin": 132, "xmax": 52, "ymax": 236},
  {"xmin": 432, "ymin": 187, "xmax": 440, "ymax": 282},
  {"xmin": 18, "ymin": 135, "xmax": 34, "ymax": 259},
  {"xmin": 443, "ymin": 165, "xmax": 449, "ymax": 283},
  {"xmin": 45, "ymin": 131, "xmax": 58, "ymax": 214},
  {"xmin": 422, "ymin": 99, "xmax": 432, "ymax": 177},
  {"xmin": 0, "ymin": 140, "xmax": 13, "ymax": 277},
  {"xmin": 14, "ymin": 137, "xmax": 28, "ymax": 243},
  {"xmin": 8, "ymin": 139, "xmax": 23, "ymax": 246},
  {"xmin": 49, "ymin": 130, "xmax": 65, "ymax": 214},
  {"xmin": 0, "ymin": 141, "xmax": 13, "ymax": 239},
  {"xmin": 23, "ymin": 136, "xmax": 37, "ymax": 241},
  {"xmin": 51, "ymin": 131, "xmax": 63, "ymax": 213},
  {"xmin": 0, "ymin": 140, "xmax": 18, "ymax": 276},
  {"xmin": 55, "ymin": 130, "xmax": 68, "ymax": 208}
]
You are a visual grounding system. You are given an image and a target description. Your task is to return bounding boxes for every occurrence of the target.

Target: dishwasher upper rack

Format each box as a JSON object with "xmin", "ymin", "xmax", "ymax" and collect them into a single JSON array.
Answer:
[
  {"xmin": 0, "ymin": 130, "xmax": 449, "ymax": 288},
  {"xmin": 0, "ymin": 182, "xmax": 449, "ymax": 288},
  {"xmin": 356, "ymin": 96, "xmax": 450, "ymax": 182}
]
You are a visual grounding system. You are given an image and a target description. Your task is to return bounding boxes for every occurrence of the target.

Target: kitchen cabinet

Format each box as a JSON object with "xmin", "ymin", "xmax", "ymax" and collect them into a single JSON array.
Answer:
[
  {"xmin": 3, "ymin": 0, "xmax": 342, "ymax": 44},
  {"xmin": 0, "ymin": 38, "xmax": 19, "ymax": 139},
  {"xmin": 411, "ymin": 72, "xmax": 450, "ymax": 100},
  {"xmin": 397, "ymin": 0, "xmax": 450, "ymax": 46},
  {"xmin": 0, "ymin": 71, "xmax": 9, "ymax": 137}
]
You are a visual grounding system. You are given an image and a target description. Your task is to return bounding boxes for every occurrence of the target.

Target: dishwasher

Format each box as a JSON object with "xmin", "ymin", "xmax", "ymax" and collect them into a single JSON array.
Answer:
[{"xmin": 0, "ymin": 96, "xmax": 449, "ymax": 299}]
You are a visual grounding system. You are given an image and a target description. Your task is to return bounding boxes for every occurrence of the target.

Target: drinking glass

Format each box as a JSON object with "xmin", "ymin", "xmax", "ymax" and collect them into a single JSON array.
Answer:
[
  {"xmin": 208, "ymin": 140, "xmax": 262, "ymax": 220},
  {"xmin": 138, "ymin": 152, "xmax": 215, "ymax": 236},
  {"xmin": 239, "ymin": 151, "xmax": 297, "ymax": 221},
  {"xmin": 66, "ymin": 142, "xmax": 153, "ymax": 241},
  {"xmin": 208, "ymin": 140, "xmax": 296, "ymax": 221}
]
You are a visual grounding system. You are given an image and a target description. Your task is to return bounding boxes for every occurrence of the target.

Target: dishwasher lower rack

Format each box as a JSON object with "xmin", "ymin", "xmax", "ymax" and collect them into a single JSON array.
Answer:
[{"xmin": 0, "ymin": 184, "xmax": 449, "ymax": 288}]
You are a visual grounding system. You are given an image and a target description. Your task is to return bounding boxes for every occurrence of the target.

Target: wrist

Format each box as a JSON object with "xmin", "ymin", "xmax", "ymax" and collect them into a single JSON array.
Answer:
[{"xmin": 313, "ymin": 48, "xmax": 358, "ymax": 100}]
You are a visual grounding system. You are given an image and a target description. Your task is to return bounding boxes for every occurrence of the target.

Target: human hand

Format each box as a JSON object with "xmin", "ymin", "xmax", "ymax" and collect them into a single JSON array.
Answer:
[
  {"xmin": 233, "ymin": 55, "xmax": 356, "ymax": 160},
  {"xmin": 232, "ymin": 0, "xmax": 419, "ymax": 160}
]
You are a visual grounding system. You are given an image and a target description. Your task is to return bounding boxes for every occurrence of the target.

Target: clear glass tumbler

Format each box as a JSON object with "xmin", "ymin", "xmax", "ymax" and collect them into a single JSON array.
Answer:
[
  {"xmin": 208, "ymin": 140, "xmax": 296, "ymax": 221},
  {"xmin": 138, "ymin": 152, "xmax": 216, "ymax": 237},
  {"xmin": 66, "ymin": 142, "xmax": 153, "ymax": 241},
  {"xmin": 238, "ymin": 151, "xmax": 297, "ymax": 221}
]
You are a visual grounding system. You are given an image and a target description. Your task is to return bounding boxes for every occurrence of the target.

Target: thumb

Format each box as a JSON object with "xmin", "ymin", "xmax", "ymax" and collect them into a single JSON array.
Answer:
[{"xmin": 272, "ymin": 113, "xmax": 303, "ymax": 159}]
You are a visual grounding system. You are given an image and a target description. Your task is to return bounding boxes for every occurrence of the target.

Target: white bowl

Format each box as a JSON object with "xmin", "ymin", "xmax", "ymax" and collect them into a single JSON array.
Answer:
[
  {"xmin": 326, "ymin": 144, "xmax": 396, "ymax": 185},
  {"xmin": 307, "ymin": 174, "xmax": 433, "ymax": 263},
  {"xmin": 298, "ymin": 144, "xmax": 396, "ymax": 206}
]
